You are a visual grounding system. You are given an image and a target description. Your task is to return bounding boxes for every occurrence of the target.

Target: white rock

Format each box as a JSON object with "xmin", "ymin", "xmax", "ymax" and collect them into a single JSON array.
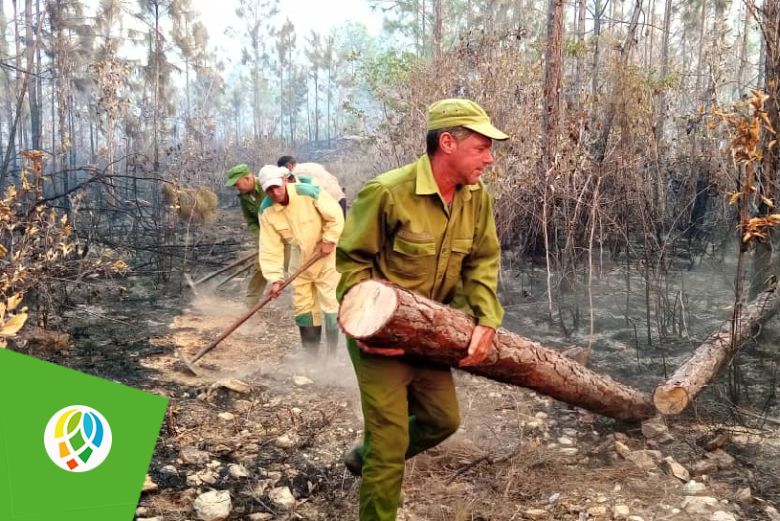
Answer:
[
  {"xmin": 615, "ymin": 441, "xmax": 632, "ymax": 458},
  {"xmin": 135, "ymin": 507, "xmax": 149, "ymax": 516},
  {"xmin": 641, "ymin": 416, "xmax": 669, "ymax": 439},
  {"xmin": 547, "ymin": 492, "xmax": 560, "ymax": 504},
  {"xmin": 248, "ymin": 514, "xmax": 274, "ymax": 521},
  {"xmin": 193, "ymin": 490, "xmax": 232, "ymax": 521},
  {"xmin": 142, "ymin": 474, "xmax": 158, "ymax": 493},
  {"xmin": 710, "ymin": 511, "xmax": 736, "ymax": 521},
  {"xmin": 228, "ymin": 464, "xmax": 249, "ymax": 479},
  {"xmin": 681, "ymin": 496, "xmax": 719, "ymax": 515},
  {"xmin": 705, "ymin": 449, "xmax": 736, "ymax": 469},
  {"xmin": 735, "ymin": 487, "xmax": 752, "ymax": 503},
  {"xmin": 268, "ymin": 486, "xmax": 296, "ymax": 511},
  {"xmin": 766, "ymin": 506, "xmax": 780, "ymax": 521},
  {"xmin": 558, "ymin": 436, "xmax": 574, "ymax": 446},
  {"xmin": 137, "ymin": 518, "xmax": 163, "ymax": 521},
  {"xmin": 683, "ymin": 480, "xmax": 707, "ymax": 495},
  {"xmin": 613, "ymin": 505, "xmax": 630, "ymax": 519},
  {"xmin": 180, "ymin": 448, "xmax": 211, "ymax": 466},
  {"xmin": 627, "ymin": 517, "xmax": 645, "ymax": 521},
  {"xmin": 535, "ymin": 412, "xmax": 548, "ymax": 419},
  {"xmin": 560, "ymin": 448, "xmax": 579, "ymax": 456},
  {"xmin": 587, "ymin": 505, "xmax": 608, "ymax": 517},
  {"xmin": 217, "ymin": 412, "xmax": 235, "ymax": 422},
  {"xmin": 213, "ymin": 378, "xmax": 251, "ymax": 394},
  {"xmin": 626, "ymin": 450, "xmax": 658, "ymax": 471},
  {"xmin": 524, "ymin": 509, "xmax": 550, "ymax": 520},
  {"xmin": 160, "ymin": 465, "xmax": 178, "ymax": 475},
  {"xmin": 663, "ymin": 456, "xmax": 690, "ymax": 482},
  {"xmin": 275, "ymin": 434, "xmax": 295, "ymax": 449},
  {"xmin": 292, "ymin": 375, "xmax": 314, "ymax": 387}
]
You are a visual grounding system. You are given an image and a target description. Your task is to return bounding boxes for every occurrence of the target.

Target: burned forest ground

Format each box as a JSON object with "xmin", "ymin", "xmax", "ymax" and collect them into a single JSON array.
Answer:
[{"xmin": 11, "ymin": 210, "xmax": 780, "ymax": 521}]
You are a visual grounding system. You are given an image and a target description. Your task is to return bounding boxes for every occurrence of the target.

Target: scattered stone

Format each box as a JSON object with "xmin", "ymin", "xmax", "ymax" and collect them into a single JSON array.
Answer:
[
  {"xmin": 142, "ymin": 474, "xmax": 158, "ymax": 493},
  {"xmin": 136, "ymin": 507, "xmax": 149, "ymax": 517},
  {"xmin": 535, "ymin": 412, "xmax": 548, "ymax": 420},
  {"xmin": 627, "ymin": 517, "xmax": 645, "ymax": 521},
  {"xmin": 268, "ymin": 486, "xmax": 296, "ymax": 511},
  {"xmin": 614, "ymin": 432, "xmax": 631, "ymax": 444},
  {"xmin": 292, "ymin": 375, "xmax": 314, "ymax": 387},
  {"xmin": 227, "ymin": 464, "xmax": 249, "ymax": 479},
  {"xmin": 188, "ymin": 469, "xmax": 218, "ymax": 487},
  {"xmin": 692, "ymin": 459, "xmax": 719, "ymax": 475},
  {"xmin": 560, "ymin": 448, "xmax": 579, "ymax": 456},
  {"xmin": 547, "ymin": 492, "xmax": 561, "ymax": 504},
  {"xmin": 213, "ymin": 378, "xmax": 250, "ymax": 394},
  {"xmin": 523, "ymin": 508, "xmax": 550, "ymax": 520},
  {"xmin": 217, "ymin": 412, "xmax": 235, "ymax": 422},
  {"xmin": 735, "ymin": 487, "xmax": 752, "ymax": 503},
  {"xmin": 587, "ymin": 505, "xmax": 608, "ymax": 517},
  {"xmin": 681, "ymin": 496, "xmax": 719, "ymax": 515},
  {"xmin": 641, "ymin": 416, "xmax": 669, "ymax": 439},
  {"xmin": 626, "ymin": 450, "xmax": 658, "ymax": 471},
  {"xmin": 248, "ymin": 514, "xmax": 273, "ymax": 521},
  {"xmin": 766, "ymin": 505, "xmax": 780, "ymax": 521},
  {"xmin": 160, "ymin": 465, "xmax": 178, "ymax": 475},
  {"xmin": 595, "ymin": 495, "xmax": 609, "ymax": 504},
  {"xmin": 710, "ymin": 511, "xmax": 736, "ymax": 521},
  {"xmin": 180, "ymin": 447, "xmax": 211, "ymax": 466},
  {"xmin": 613, "ymin": 505, "xmax": 630, "ymax": 519},
  {"xmin": 683, "ymin": 480, "xmax": 707, "ymax": 495},
  {"xmin": 615, "ymin": 441, "xmax": 632, "ymax": 458},
  {"xmin": 274, "ymin": 434, "xmax": 295, "ymax": 449},
  {"xmin": 193, "ymin": 490, "xmax": 232, "ymax": 521},
  {"xmin": 208, "ymin": 460, "xmax": 222, "ymax": 469},
  {"xmin": 663, "ymin": 456, "xmax": 690, "ymax": 482},
  {"xmin": 704, "ymin": 449, "xmax": 736, "ymax": 469},
  {"xmin": 558, "ymin": 436, "xmax": 574, "ymax": 446}
]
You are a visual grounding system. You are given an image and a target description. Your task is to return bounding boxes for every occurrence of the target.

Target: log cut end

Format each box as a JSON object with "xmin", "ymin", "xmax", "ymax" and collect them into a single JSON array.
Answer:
[
  {"xmin": 339, "ymin": 280, "xmax": 398, "ymax": 338},
  {"xmin": 653, "ymin": 385, "xmax": 689, "ymax": 415}
]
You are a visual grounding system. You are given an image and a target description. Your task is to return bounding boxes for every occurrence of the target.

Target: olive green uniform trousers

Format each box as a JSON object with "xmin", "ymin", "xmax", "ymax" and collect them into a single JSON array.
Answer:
[{"xmin": 347, "ymin": 338, "xmax": 460, "ymax": 521}]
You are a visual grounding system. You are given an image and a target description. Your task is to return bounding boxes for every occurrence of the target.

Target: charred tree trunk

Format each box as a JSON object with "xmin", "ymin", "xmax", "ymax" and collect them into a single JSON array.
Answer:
[
  {"xmin": 653, "ymin": 286, "xmax": 780, "ymax": 415},
  {"xmin": 340, "ymin": 280, "xmax": 655, "ymax": 422}
]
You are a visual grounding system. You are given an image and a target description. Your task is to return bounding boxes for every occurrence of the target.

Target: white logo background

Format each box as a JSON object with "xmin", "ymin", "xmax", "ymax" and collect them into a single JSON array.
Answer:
[{"xmin": 43, "ymin": 405, "xmax": 113, "ymax": 472}]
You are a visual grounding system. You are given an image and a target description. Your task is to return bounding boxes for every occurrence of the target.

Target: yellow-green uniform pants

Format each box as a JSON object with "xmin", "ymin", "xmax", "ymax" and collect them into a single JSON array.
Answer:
[
  {"xmin": 347, "ymin": 338, "xmax": 460, "ymax": 521},
  {"xmin": 291, "ymin": 257, "xmax": 340, "ymax": 328}
]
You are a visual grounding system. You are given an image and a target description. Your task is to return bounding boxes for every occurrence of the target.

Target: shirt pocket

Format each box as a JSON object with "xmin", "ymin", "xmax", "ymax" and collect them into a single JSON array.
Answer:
[
  {"xmin": 446, "ymin": 237, "xmax": 473, "ymax": 279},
  {"xmin": 386, "ymin": 235, "xmax": 436, "ymax": 279}
]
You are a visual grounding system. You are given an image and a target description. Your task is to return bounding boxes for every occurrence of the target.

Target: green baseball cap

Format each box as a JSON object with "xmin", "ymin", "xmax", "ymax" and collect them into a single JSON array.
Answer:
[
  {"xmin": 225, "ymin": 163, "xmax": 251, "ymax": 186},
  {"xmin": 427, "ymin": 98, "xmax": 509, "ymax": 141}
]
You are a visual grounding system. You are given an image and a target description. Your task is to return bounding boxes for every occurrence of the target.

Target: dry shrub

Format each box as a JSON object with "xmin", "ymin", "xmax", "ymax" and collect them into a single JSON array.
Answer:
[{"xmin": 161, "ymin": 183, "xmax": 218, "ymax": 223}]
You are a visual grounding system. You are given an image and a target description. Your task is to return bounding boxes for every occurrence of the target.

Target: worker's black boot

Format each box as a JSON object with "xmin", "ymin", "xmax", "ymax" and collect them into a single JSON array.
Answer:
[
  {"xmin": 325, "ymin": 326, "xmax": 340, "ymax": 359},
  {"xmin": 298, "ymin": 326, "xmax": 322, "ymax": 358}
]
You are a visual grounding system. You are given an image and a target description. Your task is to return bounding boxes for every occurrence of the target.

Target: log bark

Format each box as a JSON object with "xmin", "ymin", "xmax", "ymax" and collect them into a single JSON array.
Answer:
[
  {"xmin": 653, "ymin": 286, "xmax": 780, "ymax": 415},
  {"xmin": 339, "ymin": 280, "xmax": 655, "ymax": 422}
]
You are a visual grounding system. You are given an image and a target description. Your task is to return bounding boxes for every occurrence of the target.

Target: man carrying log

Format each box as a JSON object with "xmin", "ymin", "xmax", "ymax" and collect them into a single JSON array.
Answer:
[
  {"xmin": 336, "ymin": 98, "xmax": 508, "ymax": 521},
  {"xmin": 225, "ymin": 163, "xmax": 268, "ymax": 307},
  {"xmin": 258, "ymin": 165, "xmax": 345, "ymax": 358}
]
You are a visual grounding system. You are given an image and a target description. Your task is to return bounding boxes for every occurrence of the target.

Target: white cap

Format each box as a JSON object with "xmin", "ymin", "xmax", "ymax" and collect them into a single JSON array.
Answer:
[{"xmin": 257, "ymin": 165, "xmax": 287, "ymax": 191}]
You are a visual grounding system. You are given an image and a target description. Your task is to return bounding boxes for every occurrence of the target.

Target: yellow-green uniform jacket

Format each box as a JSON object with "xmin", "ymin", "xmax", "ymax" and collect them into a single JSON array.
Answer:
[
  {"xmin": 259, "ymin": 183, "xmax": 344, "ymax": 282},
  {"xmin": 336, "ymin": 154, "xmax": 504, "ymax": 329},
  {"xmin": 238, "ymin": 179, "xmax": 263, "ymax": 234}
]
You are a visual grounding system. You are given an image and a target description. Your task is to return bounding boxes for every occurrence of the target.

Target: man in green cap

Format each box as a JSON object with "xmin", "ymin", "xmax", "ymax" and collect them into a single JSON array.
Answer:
[
  {"xmin": 226, "ymin": 163, "xmax": 269, "ymax": 306},
  {"xmin": 336, "ymin": 98, "xmax": 508, "ymax": 521}
]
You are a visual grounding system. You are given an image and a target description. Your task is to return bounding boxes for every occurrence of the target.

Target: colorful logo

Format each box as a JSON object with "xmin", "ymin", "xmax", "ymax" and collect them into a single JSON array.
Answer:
[{"xmin": 43, "ymin": 405, "xmax": 113, "ymax": 472}]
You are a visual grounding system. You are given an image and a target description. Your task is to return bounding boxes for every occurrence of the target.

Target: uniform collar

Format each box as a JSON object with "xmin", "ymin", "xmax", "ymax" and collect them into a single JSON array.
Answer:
[{"xmin": 415, "ymin": 154, "xmax": 482, "ymax": 201}]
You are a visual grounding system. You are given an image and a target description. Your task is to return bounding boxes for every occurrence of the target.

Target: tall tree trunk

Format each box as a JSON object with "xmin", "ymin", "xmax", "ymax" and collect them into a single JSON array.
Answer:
[
  {"xmin": 655, "ymin": 0, "xmax": 673, "ymax": 145},
  {"xmin": 695, "ymin": 0, "xmax": 708, "ymax": 98},
  {"xmin": 542, "ymin": 0, "xmax": 564, "ymax": 174},
  {"xmin": 25, "ymin": 0, "xmax": 41, "ymax": 151},
  {"xmin": 751, "ymin": 0, "xmax": 780, "ymax": 299},
  {"xmin": 433, "ymin": 0, "xmax": 443, "ymax": 59},
  {"xmin": 574, "ymin": 0, "xmax": 586, "ymax": 103},
  {"xmin": 736, "ymin": 4, "xmax": 750, "ymax": 97}
]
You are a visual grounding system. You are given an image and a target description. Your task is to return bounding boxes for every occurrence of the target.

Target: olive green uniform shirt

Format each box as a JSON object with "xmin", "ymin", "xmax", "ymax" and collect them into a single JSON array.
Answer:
[
  {"xmin": 336, "ymin": 154, "xmax": 504, "ymax": 329},
  {"xmin": 238, "ymin": 179, "xmax": 263, "ymax": 234}
]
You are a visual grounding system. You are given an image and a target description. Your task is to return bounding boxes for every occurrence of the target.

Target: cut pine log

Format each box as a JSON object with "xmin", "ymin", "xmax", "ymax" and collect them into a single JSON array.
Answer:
[
  {"xmin": 653, "ymin": 286, "xmax": 779, "ymax": 415},
  {"xmin": 339, "ymin": 280, "xmax": 655, "ymax": 422}
]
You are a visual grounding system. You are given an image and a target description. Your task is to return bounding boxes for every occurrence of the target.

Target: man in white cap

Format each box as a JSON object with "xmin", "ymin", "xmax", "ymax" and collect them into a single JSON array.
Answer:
[{"xmin": 257, "ymin": 165, "xmax": 345, "ymax": 358}]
